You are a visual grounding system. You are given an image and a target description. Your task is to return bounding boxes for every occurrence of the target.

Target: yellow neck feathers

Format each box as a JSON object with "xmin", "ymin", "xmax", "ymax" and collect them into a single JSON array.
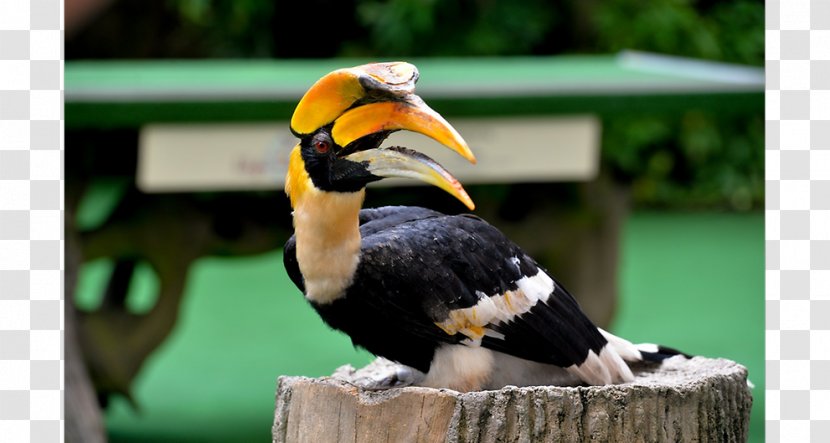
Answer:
[{"xmin": 285, "ymin": 145, "xmax": 311, "ymax": 209}]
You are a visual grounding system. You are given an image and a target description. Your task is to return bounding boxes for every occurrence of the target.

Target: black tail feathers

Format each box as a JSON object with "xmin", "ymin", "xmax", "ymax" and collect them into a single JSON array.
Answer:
[{"xmin": 638, "ymin": 344, "xmax": 693, "ymax": 363}]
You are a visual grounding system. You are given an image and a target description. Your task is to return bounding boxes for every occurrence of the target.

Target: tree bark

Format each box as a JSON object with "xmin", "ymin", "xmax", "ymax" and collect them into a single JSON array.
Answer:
[{"xmin": 274, "ymin": 357, "xmax": 752, "ymax": 443}]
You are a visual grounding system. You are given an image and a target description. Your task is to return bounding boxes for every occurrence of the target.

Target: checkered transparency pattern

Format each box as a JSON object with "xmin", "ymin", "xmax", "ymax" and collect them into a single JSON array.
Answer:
[
  {"xmin": 767, "ymin": 0, "xmax": 830, "ymax": 441},
  {"xmin": 0, "ymin": 1, "xmax": 64, "ymax": 442}
]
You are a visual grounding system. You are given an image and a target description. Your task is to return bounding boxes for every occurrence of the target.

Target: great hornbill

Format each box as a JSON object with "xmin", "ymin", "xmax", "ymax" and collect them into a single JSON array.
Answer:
[{"xmin": 283, "ymin": 62, "xmax": 685, "ymax": 392}]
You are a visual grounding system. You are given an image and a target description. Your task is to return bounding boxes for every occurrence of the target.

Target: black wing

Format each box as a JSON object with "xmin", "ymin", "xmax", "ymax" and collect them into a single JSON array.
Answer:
[
  {"xmin": 352, "ymin": 208, "xmax": 609, "ymax": 366},
  {"xmin": 283, "ymin": 236, "xmax": 304, "ymax": 293},
  {"xmin": 284, "ymin": 206, "xmax": 615, "ymax": 379}
]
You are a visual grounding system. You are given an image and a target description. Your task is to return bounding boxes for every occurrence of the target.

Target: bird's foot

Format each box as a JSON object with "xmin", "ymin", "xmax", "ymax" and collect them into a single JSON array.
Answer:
[
  {"xmin": 332, "ymin": 357, "xmax": 424, "ymax": 390},
  {"xmin": 354, "ymin": 364, "xmax": 422, "ymax": 390}
]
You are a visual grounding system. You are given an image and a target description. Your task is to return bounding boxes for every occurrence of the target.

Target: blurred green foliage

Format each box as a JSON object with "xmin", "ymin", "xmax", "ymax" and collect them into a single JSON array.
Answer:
[
  {"xmin": 604, "ymin": 112, "xmax": 764, "ymax": 210},
  {"xmin": 350, "ymin": 0, "xmax": 558, "ymax": 56},
  {"xmin": 594, "ymin": 0, "xmax": 764, "ymax": 65},
  {"xmin": 170, "ymin": 0, "xmax": 276, "ymax": 57},
  {"xmin": 591, "ymin": 0, "xmax": 764, "ymax": 209},
  {"xmin": 69, "ymin": 0, "xmax": 763, "ymax": 209}
]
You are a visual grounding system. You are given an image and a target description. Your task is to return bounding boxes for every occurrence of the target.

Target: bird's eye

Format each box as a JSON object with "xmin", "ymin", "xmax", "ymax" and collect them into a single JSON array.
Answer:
[{"xmin": 314, "ymin": 140, "xmax": 330, "ymax": 154}]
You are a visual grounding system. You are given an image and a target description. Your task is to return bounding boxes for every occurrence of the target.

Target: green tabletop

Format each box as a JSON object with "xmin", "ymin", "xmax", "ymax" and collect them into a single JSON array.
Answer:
[{"xmin": 66, "ymin": 52, "xmax": 764, "ymax": 128}]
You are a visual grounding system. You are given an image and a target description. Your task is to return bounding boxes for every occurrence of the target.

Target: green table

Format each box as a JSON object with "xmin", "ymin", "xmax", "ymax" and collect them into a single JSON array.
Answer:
[{"xmin": 66, "ymin": 51, "xmax": 763, "ymax": 128}]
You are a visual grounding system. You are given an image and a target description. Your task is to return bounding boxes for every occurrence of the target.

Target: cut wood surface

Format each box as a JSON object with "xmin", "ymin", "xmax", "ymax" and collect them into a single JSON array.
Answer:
[{"xmin": 273, "ymin": 356, "xmax": 752, "ymax": 443}]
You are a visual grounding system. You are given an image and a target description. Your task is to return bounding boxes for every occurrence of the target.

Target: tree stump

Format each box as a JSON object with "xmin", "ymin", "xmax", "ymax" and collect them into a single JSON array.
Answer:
[{"xmin": 273, "ymin": 356, "xmax": 752, "ymax": 443}]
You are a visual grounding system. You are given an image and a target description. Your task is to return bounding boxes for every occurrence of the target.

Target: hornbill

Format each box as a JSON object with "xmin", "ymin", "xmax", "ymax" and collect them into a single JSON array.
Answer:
[{"xmin": 283, "ymin": 62, "xmax": 685, "ymax": 392}]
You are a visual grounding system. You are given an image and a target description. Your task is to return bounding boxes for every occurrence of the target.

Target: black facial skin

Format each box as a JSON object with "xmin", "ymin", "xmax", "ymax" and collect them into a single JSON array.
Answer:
[{"xmin": 300, "ymin": 128, "xmax": 387, "ymax": 193}]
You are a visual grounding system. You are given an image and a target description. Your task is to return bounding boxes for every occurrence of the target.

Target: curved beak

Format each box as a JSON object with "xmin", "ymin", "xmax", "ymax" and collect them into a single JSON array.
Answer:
[
  {"xmin": 290, "ymin": 62, "xmax": 476, "ymax": 209},
  {"xmin": 344, "ymin": 147, "xmax": 475, "ymax": 210}
]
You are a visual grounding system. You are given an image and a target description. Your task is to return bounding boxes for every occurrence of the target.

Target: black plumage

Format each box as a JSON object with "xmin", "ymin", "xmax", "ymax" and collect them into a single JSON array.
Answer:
[
  {"xmin": 282, "ymin": 62, "xmax": 689, "ymax": 389},
  {"xmin": 284, "ymin": 205, "xmax": 610, "ymax": 374}
]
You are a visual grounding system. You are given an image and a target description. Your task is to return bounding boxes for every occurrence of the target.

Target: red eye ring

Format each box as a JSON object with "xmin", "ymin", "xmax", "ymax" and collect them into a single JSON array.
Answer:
[{"xmin": 314, "ymin": 140, "xmax": 330, "ymax": 154}]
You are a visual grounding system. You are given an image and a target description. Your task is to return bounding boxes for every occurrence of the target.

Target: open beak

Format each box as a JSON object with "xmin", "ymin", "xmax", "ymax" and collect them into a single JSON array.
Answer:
[{"xmin": 291, "ymin": 62, "xmax": 477, "ymax": 210}]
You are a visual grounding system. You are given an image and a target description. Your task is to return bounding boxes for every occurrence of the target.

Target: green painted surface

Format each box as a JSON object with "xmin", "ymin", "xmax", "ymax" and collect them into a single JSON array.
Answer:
[
  {"xmin": 64, "ymin": 56, "xmax": 692, "ymax": 95},
  {"xmin": 65, "ymin": 92, "xmax": 763, "ymax": 129},
  {"xmin": 65, "ymin": 55, "xmax": 763, "ymax": 128},
  {"xmin": 66, "ymin": 59, "xmax": 353, "ymax": 94},
  {"xmin": 77, "ymin": 211, "xmax": 763, "ymax": 442}
]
